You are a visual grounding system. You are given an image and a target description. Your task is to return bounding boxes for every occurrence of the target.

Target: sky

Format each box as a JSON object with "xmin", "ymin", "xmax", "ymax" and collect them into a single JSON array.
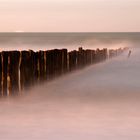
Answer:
[{"xmin": 0, "ymin": 0, "xmax": 140, "ymax": 32}]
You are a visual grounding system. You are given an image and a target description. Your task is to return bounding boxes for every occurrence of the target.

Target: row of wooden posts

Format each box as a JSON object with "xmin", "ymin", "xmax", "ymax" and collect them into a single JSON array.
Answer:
[{"xmin": 0, "ymin": 47, "xmax": 127, "ymax": 96}]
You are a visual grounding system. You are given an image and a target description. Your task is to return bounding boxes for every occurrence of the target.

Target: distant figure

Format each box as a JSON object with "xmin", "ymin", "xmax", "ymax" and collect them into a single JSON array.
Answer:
[{"xmin": 128, "ymin": 50, "xmax": 131, "ymax": 58}]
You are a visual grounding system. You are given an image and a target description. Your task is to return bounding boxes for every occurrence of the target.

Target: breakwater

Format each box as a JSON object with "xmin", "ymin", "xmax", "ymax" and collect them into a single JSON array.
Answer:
[{"xmin": 0, "ymin": 47, "xmax": 127, "ymax": 96}]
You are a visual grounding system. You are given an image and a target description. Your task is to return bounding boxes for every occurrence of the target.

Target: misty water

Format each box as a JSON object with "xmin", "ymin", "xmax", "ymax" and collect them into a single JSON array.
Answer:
[
  {"xmin": 0, "ymin": 47, "xmax": 140, "ymax": 140},
  {"xmin": 0, "ymin": 32, "xmax": 140, "ymax": 51}
]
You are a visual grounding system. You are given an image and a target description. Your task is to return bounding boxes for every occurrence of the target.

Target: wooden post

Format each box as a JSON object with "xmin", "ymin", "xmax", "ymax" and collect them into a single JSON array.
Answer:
[
  {"xmin": 59, "ymin": 50, "xmax": 63, "ymax": 75},
  {"xmin": 8, "ymin": 51, "xmax": 20, "ymax": 95},
  {"xmin": 29, "ymin": 50, "xmax": 38, "ymax": 83},
  {"xmin": 62, "ymin": 49, "xmax": 68, "ymax": 73},
  {"xmin": 55, "ymin": 49, "xmax": 63, "ymax": 76},
  {"xmin": 95, "ymin": 48, "xmax": 100, "ymax": 62},
  {"xmin": 77, "ymin": 47, "xmax": 84, "ymax": 68},
  {"xmin": 0, "ymin": 47, "xmax": 127, "ymax": 96},
  {"xmin": 38, "ymin": 51, "xmax": 45, "ymax": 81},
  {"xmin": 20, "ymin": 51, "xmax": 34, "ymax": 90},
  {"xmin": 85, "ymin": 50, "xmax": 92, "ymax": 65},
  {"xmin": 53, "ymin": 49, "xmax": 61, "ymax": 76},
  {"xmin": 2, "ymin": 51, "xmax": 8, "ymax": 96},
  {"xmin": 0, "ymin": 53, "xmax": 2, "ymax": 96},
  {"xmin": 91, "ymin": 50, "xmax": 96, "ymax": 64},
  {"xmin": 68, "ymin": 50, "xmax": 77, "ymax": 71},
  {"xmin": 103, "ymin": 48, "xmax": 108, "ymax": 60},
  {"xmin": 45, "ymin": 50, "xmax": 54, "ymax": 79}
]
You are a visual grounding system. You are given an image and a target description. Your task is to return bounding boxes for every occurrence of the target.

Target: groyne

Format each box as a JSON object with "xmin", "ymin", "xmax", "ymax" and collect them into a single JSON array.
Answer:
[{"xmin": 0, "ymin": 47, "xmax": 127, "ymax": 96}]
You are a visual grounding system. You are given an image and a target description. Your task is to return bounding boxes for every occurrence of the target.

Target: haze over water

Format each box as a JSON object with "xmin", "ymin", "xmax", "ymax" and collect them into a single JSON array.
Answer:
[
  {"xmin": 0, "ymin": 32, "xmax": 139, "ymax": 51},
  {"xmin": 0, "ymin": 33, "xmax": 140, "ymax": 140}
]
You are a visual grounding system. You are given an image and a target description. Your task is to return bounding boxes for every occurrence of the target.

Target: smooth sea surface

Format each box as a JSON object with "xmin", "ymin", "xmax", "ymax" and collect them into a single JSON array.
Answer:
[
  {"xmin": 0, "ymin": 32, "xmax": 140, "ymax": 51},
  {"xmin": 0, "ymin": 33, "xmax": 140, "ymax": 140}
]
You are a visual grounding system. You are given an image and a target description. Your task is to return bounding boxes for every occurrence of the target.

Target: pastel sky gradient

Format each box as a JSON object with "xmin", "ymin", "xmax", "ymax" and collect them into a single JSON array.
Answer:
[{"xmin": 0, "ymin": 0, "xmax": 140, "ymax": 32}]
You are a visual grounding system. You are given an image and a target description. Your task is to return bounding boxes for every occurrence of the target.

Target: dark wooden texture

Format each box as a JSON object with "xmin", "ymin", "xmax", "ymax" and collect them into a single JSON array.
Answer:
[
  {"xmin": 0, "ymin": 53, "xmax": 2, "ymax": 96},
  {"xmin": 20, "ymin": 51, "xmax": 35, "ymax": 90},
  {"xmin": 68, "ymin": 50, "xmax": 77, "ymax": 71},
  {"xmin": 2, "ymin": 51, "xmax": 8, "ymax": 96},
  {"xmin": 0, "ymin": 47, "xmax": 126, "ymax": 97},
  {"xmin": 8, "ymin": 51, "xmax": 20, "ymax": 95}
]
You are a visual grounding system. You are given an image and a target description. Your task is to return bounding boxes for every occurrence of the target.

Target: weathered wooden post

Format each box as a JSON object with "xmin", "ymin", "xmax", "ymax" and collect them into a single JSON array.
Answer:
[
  {"xmin": 68, "ymin": 50, "xmax": 77, "ymax": 71},
  {"xmin": 83, "ymin": 50, "xmax": 86, "ymax": 66},
  {"xmin": 46, "ymin": 49, "xmax": 67, "ymax": 79},
  {"xmin": 57, "ymin": 50, "xmax": 63, "ymax": 76},
  {"xmin": 109, "ymin": 49, "xmax": 117, "ymax": 58},
  {"xmin": 29, "ymin": 50, "xmax": 38, "ymax": 83},
  {"xmin": 0, "ymin": 53, "xmax": 2, "ymax": 96},
  {"xmin": 45, "ymin": 50, "xmax": 54, "ymax": 79},
  {"xmin": 103, "ymin": 48, "xmax": 108, "ymax": 60},
  {"xmin": 95, "ymin": 48, "xmax": 107, "ymax": 62},
  {"xmin": 85, "ymin": 50, "xmax": 92, "ymax": 65},
  {"xmin": 0, "ymin": 47, "xmax": 127, "ymax": 97},
  {"xmin": 8, "ymin": 51, "xmax": 20, "ymax": 95},
  {"xmin": 38, "ymin": 51, "xmax": 45, "ymax": 81},
  {"xmin": 52, "ymin": 49, "xmax": 61, "ymax": 76},
  {"xmin": 91, "ymin": 50, "xmax": 96, "ymax": 64},
  {"xmin": 109, "ymin": 50, "xmax": 112, "ymax": 58},
  {"xmin": 2, "ymin": 51, "xmax": 8, "ymax": 96},
  {"xmin": 62, "ymin": 49, "xmax": 68, "ymax": 73},
  {"xmin": 95, "ymin": 48, "xmax": 100, "ymax": 62},
  {"xmin": 100, "ymin": 48, "xmax": 107, "ymax": 61},
  {"xmin": 20, "ymin": 51, "xmax": 34, "ymax": 90},
  {"xmin": 77, "ymin": 47, "xmax": 84, "ymax": 68},
  {"xmin": 56, "ymin": 49, "xmax": 63, "ymax": 76},
  {"xmin": 45, "ymin": 50, "xmax": 50, "ymax": 80}
]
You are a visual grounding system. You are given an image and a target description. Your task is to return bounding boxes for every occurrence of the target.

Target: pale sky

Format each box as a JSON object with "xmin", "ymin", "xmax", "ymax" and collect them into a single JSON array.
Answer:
[{"xmin": 0, "ymin": 0, "xmax": 140, "ymax": 32}]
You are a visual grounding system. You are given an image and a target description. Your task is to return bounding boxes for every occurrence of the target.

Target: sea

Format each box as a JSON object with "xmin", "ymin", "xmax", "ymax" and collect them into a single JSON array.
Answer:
[
  {"xmin": 0, "ymin": 32, "xmax": 140, "ymax": 51},
  {"xmin": 0, "ymin": 32, "xmax": 140, "ymax": 140}
]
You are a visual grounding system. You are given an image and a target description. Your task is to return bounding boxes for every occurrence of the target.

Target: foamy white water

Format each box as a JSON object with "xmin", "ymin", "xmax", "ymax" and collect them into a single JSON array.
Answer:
[{"xmin": 0, "ymin": 48, "xmax": 140, "ymax": 140}]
